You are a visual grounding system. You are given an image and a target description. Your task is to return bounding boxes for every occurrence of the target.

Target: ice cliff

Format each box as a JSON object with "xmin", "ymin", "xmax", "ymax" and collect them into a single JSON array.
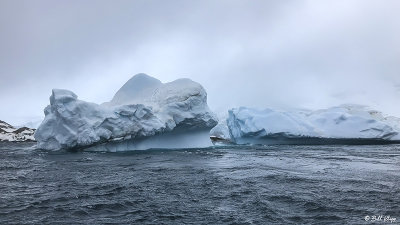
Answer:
[
  {"xmin": 210, "ymin": 105, "xmax": 400, "ymax": 145},
  {"xmin": 35, "ymin": 74, "xmax": 217, "ymax": 150},
  {"xmin": 0, "ymin": 120, "xmax": 35, "ymax": 142}
]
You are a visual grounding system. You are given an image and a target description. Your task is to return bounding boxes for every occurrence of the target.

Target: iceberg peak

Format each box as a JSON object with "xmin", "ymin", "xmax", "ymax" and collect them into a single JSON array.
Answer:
[
  {"xmin": 50, "ymin": 89, "xmax": 77, "ymax": 105},
  {"xmin": 109, "ymin": 73, "xmax": 162, "ymax": 106}
]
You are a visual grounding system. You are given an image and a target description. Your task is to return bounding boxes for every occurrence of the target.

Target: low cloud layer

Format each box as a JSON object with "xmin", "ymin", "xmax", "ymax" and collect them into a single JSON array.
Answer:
[{"xmin": 1, "ymin": 0, "xmax": 399, "ymax": 125}]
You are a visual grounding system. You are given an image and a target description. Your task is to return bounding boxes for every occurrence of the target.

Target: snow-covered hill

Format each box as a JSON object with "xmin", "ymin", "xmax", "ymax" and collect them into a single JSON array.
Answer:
[{"xmin": 0, "ymin": 120, "xmax": 35, "ymax": 142}]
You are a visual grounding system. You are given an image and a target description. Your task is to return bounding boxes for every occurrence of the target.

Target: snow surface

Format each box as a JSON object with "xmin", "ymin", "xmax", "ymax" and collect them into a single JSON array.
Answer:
[
  {"xmin": 210, "ymin": 105, "xmax": 400, "ymax": 144},
  {"xmin": 0, "ymin": 120, "xmax": 35, "ymax": 142},
  {"xmin": 35, "ymin": 74, "xmax": 217, "ymax": 150}
]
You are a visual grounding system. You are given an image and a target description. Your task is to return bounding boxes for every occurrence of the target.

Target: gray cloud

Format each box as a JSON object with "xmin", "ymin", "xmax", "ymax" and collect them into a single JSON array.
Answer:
[{"xmin": 0, "ymin": 0, "xmax": 399, "ymax": 125}]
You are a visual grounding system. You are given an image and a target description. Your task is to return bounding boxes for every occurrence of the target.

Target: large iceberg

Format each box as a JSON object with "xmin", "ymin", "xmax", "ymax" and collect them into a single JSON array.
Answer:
[
  {"xmin": 210, "ymin": 105, "xmax": 400, "ymax": 145},
  {"xmin": 35, "ymin": 74, "xmax": 217, "ymax": 151}
]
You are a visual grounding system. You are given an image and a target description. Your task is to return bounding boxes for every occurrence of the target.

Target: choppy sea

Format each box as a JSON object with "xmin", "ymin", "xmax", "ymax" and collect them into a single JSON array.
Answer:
[{"xmin": 1, "ymin": 142, "xmax": 399, "ymax": 224}]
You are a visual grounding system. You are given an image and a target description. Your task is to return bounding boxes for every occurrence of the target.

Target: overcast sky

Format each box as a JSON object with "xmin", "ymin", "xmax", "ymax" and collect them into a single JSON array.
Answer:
[{"xmin": 1, "ymin": 0, "xmax": 399, "ymax": 125}]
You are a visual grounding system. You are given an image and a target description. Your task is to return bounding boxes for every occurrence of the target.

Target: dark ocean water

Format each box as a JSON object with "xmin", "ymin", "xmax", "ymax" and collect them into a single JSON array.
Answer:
[{"xmin": 1, "ymin": 142, "xmax": 400, "ymax": 225}]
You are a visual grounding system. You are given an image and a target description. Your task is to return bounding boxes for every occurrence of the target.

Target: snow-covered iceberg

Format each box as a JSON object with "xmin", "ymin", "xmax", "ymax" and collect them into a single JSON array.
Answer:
[
  {"xmin": 35, "ymin": 74, "xmax": 217, "ymax": 151},
  {"xmin": 210, "ymin": 105, "xmax": 400, "ymax": 145}
]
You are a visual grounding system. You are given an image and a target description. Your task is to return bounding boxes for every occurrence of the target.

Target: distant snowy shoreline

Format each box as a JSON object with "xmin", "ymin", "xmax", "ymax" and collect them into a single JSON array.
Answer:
[{"xmin": 0, "ymin": 120, "xmax": 35, "ymax": 142}]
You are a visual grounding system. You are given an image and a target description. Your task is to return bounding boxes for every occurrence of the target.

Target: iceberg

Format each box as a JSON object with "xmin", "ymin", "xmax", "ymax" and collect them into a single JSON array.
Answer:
[
  {"xmin": 210, "ymin": 105, "xmax": 400, "ymax": 145},
  {"xmin": 35, "ymin": 74, "xmax": 217, "ymax": 151}
]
